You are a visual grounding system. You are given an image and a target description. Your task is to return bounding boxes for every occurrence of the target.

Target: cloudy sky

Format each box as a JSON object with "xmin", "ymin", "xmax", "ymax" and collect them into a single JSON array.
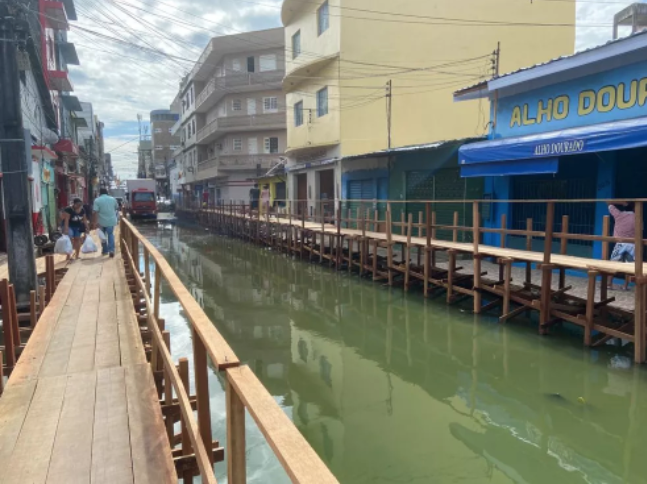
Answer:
[{"xmin": 66, "ymin": 0, "xmax": 633, "ymax": 180}]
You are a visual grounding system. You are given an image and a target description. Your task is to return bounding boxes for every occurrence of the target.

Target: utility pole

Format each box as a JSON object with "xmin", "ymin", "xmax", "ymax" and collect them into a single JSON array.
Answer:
[
  {"xmin": 0, "ymin": 2, "xmax": 38, "ymax": 306},
  {"xmin": 386, "ymin": 79, "xmax": 392, "ymax": 150}
]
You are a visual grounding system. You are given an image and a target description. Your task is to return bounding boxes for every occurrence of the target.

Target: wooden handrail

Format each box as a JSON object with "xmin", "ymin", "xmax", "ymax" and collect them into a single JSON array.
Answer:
[
  {"xmin": 120, "ymin": 218, "xmax": 339, "ymax": 484},
  {"xmin": 121, "ymin": 236, "xmax": 216, "ymax": 483}
]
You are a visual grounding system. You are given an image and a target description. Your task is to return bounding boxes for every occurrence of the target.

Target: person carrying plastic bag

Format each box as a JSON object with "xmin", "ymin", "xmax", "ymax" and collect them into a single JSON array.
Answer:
[
  {"xmin": 54, "ymin": 235, "xmax": 73, "ymax": 256},
  {"xmin": 62, "ymin": 197, "xmax": 89, "ymax": 261},
  {"xmin": 81, "ymin": 235, "xmax": 98, "ymax": 254},
  {"xmin": 92, "ymin": 188, "xmax": 119, "ymax": 258}
]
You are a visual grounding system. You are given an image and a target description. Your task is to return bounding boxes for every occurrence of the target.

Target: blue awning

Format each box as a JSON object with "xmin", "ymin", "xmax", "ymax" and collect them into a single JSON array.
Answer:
[
  {"xmin": 459, "ymin": 116, "xmax": 647, "ymax": 177},
  {"xmin": 461, "ymin": 157, "xmax": 558, "ymax": 177}
]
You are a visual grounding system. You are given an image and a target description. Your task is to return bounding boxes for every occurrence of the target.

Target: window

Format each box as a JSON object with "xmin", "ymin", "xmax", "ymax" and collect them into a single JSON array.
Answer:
[
  {"xmin": 248, "ymin": 138, "xmax": 258, "ymax": 154},
  {"xmin": 247, "ymin": 56, "xmax": 255, "ymax": 73},
  {"xmin": 154, "ymin": 128, "xmax": 162, "ymax": 133},
  {"xmin": 259, "ymin": 54, "xmax": 277, "ymax": 72},
  {"xmin": 264, "ymin": 137, "xmax": 279, "ymax": 154},
  {"xmin": 233, "ymin": 138, "xmax": 243, "ymax": 151},
  {"xmin": 155, "ymin": 145, "xmax": 163, "ymax": 150},
  {"xmin": 318, "ymin": 1, "xmax": 329, "ymax": 35},
  {"xmin": 294, "ymin": 101, "xmax": 304, "ymax": 127},
  {"xmin": 133, "ymin": 192, "xmax": 155, "ymax": 202},
  {"xmin": 192, "ymin": 119, "xmax": 196, "ymax": 135},
  {"xmin": 263, "ymin": 97, "xmax": 278, "ymax": 113},
  {"xmin": 170, "ymin": 145, "xmax": 179, "ymax": 150},
  {"xmin": 232, "ymin": 99, "xmax": 242, "ymax": 112},
  {"xmin": 219, "ymin": 103, "xmax": 227, "ymax": 117},
  {"xmin": 232, "ymin": 58, "xmax": 241, "ymax": 72},
  {"xmin": 292, "ymin": 30, "xmax": 301, "ymax": 59},
  {"xmin": 317, "ymin": 87, "xmax": 328, "ymax": 117}
]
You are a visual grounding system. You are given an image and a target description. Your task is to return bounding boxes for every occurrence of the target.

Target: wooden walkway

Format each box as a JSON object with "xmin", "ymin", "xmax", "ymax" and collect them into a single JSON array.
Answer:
[
  {"xmin": 0, "ymin": 236, "xmax": 177, "ymax": 483},
  {"xmin": 185, "ymin": 200, "xmax": 647, "ymax": 364}
]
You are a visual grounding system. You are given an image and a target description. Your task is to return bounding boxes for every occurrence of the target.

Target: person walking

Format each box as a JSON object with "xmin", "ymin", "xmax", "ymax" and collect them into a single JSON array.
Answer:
[
  {"xmin": 608, "ymin": 201, "xmax": 636, "ymax": 291},
  {"xmin": 92, "ymin": 188, "xmax": 119, "ymax": 258},
  {"xmin": 62, "ymin": 197, "xmax": 88, "ymax": 261}
]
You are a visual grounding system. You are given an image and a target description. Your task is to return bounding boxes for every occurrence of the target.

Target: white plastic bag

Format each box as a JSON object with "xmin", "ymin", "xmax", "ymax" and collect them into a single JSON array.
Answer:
[
  {"xmin": 81, "ymin": 236, "xmax": 98, "ymax": 253},
  {"xmin": 96, "ymin": 228, "xmax": 107, "ymax": 242},
  {"xmin": 54, "ymin": 235, "xmax": 73, "ymax": 255}
]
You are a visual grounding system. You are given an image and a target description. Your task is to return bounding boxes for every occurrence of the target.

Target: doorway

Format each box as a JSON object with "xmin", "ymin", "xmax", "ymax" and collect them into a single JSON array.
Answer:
[{"xmin": 318, "ymin": 169, "xmax": 334, "ymax": 218}]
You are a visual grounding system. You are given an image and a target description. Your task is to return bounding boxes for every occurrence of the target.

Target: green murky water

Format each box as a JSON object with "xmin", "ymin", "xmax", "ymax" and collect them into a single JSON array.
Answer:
[{"xmin": 139, "ymin": 222, "xmax": 647, "ymax": 484}]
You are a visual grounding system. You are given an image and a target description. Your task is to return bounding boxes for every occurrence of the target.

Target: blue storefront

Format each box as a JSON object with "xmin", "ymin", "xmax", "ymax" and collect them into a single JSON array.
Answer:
[{"xmin": 454, "ymin": 31, "xmax": 647, "ymax": 259}]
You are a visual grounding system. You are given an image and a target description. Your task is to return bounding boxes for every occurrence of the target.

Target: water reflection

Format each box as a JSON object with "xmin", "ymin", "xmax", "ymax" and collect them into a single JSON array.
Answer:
[{"xmin": 142, "ymin": 223, "xmax": 647, "ymax": 484}]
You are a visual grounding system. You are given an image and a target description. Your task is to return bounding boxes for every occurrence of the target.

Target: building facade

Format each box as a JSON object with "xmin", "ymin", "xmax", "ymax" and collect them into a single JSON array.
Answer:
[
  {"xmin": 454, "ymin": 30, "xmax": 647, "ymax": 259},
  {"xmin": 281, "ymin": 0, "xmax": 576, "ymax": 215},
  {"xmin": 171, "ymin": 28, "xmax": 287, "ymax": 206},
  {"xmin": 150, "ymin": 109, "xmax": 180, "ymax": 197}
]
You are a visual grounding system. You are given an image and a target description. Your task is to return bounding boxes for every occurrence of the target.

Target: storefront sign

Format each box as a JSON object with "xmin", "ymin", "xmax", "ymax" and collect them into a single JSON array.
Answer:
[
  {"xmin": 496, "ymin": 60, "xmax": 647, "ymax": 138},
  {"xmin": 533, "ymin": 139, "xmax": 585, "ymax": 156}
]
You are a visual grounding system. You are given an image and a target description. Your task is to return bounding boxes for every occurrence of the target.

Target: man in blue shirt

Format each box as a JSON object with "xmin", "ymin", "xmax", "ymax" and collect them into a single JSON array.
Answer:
[{"xmin": 92, "ymin": 188, "xmax": 119, "ymax": 257}]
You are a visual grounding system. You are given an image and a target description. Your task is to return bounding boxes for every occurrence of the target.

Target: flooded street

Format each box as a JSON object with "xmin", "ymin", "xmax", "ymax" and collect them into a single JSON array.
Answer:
[{"xmin": 139, "ymin": 222, "xmax": 647, "ymax": 484}]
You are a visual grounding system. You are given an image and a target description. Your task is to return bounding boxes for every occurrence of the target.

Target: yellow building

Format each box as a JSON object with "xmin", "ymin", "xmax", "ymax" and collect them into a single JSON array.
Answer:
[{"xmin": 281, "ymin": 0, "xmax": 575, "ymax": 213}]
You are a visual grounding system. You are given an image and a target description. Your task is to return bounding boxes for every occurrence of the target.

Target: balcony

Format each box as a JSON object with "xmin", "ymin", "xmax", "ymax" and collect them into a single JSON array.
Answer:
[
  {"xmin": 195, "ymin": 154, "xmax": 279, "ymax": 181},
  {"xmin": 48, "ymin": 70, "xmax": 73, "ymax": 91},
  {"xmin": 170, "ymin": 117, "xmax": 182, "ymax": 136},
  {"xmin": 44, "ymin": 1, "xmax": 69, "ymax": 30},
  {"xmin": 196, "ymin": 111, "xmax": 286, "ymax": 145},
  {"xmin": 194, "ymin": 70, "xmax": 285, "ymax": 113}
]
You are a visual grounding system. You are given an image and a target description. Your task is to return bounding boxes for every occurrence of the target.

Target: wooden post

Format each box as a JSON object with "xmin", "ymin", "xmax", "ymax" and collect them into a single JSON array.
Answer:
[
  {"xmin": 473, "ymin": 201, "xmax": 482, "ymax": 313},
  {"xmin": 559, "ymin": 215, "xmax": 569, "ymax": 289},
  {"xmin": 386, "ymin": 204, "xmax": 393, "ymax": 286},
  {"xmin": 144, "ymin": 248, "xmax": 151, "ymax": 297},
  {"xmin": 227, "ymin": 378, "xmax": 246, "ymax": 484},
  {"xmin": 447, "ymin": 250, "xmax": 456, "ymax": 304},
  {"xmin": 404, "ymin": 214, "xmax": 412, "ymax": 291},
  {"xmin": 163, "ymin": 330, "xmax": 173, "ymax": 440},
  {"xmin": 499, "ymin": 213, "xmax": 507, "ymax": 282},
  {"xmin": 424, "ymin": 203, "xmax": 431, "ymax": 298},
  {"xmin": 45, "ymin": 255, "xmax": 54, "ymax": 303},
  {"xmin": 38, "ymin": 285, "xmax": 45, "ymax": 315},
  {"xmin": 544, "ymin": 202, "xmax": 555, "ymax": 265},
  {"xmin": 525, "ymin": 218, "xmax": 533, "ymax": 285},
  {"xmin": 584, "ymin": 270, "xmax": 598, "ymax": 346},
  {"xmin": 602, "ymin": 215, "xmax": 610, "ymax": 260},
  {"xmin": 153, "ymin": 264, "xmax": 161, "ymax": 321},
  {"xmin": 29, "ymin": 290, "xmax": 36, "ymax": 329},
  {"xmin": 178, "ymin": 357, "xmax": 194, "ymax": 484},
  {"xmin": 8, "ymin": 285, "xmax": 20, "ymax": 348},
  {"xmin": 634, "ymin": 201, "xmax": 645, "ymax": 363},
  {"xmin": 453, "ymin": 211, "xmax": 459, "ymax": 243},
  {"xmin": 0, "ymin": 280, "xmax": 15, "ymax": 368},
  {"xmin": 500, "ymin": 259, "xmax": 512, "ymax": 323},
  {"xmin": 193, "ymin": 331, "xmax": 213, "ymax": 462}
]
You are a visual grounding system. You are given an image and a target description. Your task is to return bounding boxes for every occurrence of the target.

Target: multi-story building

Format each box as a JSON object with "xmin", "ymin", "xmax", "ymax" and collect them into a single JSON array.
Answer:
[
  {"xmin": 281, "ymin": 0, "xmax": 576, "ymax": 214},
  {"xmin": 171, "ymin": 28, "xmax": 286, "ymax": 205},
  {"xmin": 150, "ymin": 109, "xmax": 180, "ymax": 197},
  {"xmin": 138, "ymin": 140, "xmax": 153, "ymax": 180}
]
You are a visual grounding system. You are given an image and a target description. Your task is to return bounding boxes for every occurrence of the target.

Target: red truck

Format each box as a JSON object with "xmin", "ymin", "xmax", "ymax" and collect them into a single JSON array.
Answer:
[{"xmin": 126, "ymin": 179, "xmax": 157, "ymax": 220}]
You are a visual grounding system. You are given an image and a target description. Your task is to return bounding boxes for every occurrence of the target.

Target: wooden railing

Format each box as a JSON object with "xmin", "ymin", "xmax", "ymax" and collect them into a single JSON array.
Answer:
[{"xmin": 119, "ymin": 217, "xmax": 338, "ymax": 484}]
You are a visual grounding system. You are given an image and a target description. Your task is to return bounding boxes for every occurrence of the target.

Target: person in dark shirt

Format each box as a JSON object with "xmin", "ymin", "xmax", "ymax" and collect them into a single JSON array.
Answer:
[
  {"xmin": 249, "ymin": 183, "xmax": 260, "ymax": 210},
  {"xmin": 62, "ymin": 198, "xmax": 88, "ymax": 260}
]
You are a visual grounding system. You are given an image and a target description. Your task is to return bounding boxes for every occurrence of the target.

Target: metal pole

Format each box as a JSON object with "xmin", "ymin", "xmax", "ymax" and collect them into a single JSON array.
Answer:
[{"xmin": 0, "ymin": 5, "xmax": 37, "ymax": 306}]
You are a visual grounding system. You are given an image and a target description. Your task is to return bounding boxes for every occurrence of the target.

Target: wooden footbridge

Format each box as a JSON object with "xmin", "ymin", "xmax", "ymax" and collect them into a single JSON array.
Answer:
[
  {"xmin": 0, "ymin": 220, "xmax": 338, "ymax": 483},
  {"xmin": 180, "ymin": 198, "xmax": 647, "ymax": 364}
]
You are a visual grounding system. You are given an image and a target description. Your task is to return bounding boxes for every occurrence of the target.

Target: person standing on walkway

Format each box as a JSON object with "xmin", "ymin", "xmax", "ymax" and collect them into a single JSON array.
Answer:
[
  {"xmin": 62, "ymin": 197, "xmax": 88, "ymax": 261},
  {"xmin": 608, "ymin": 201, "xmax": 636, "ymax": 290},
  {"xmin": 92, "ymin": 188, "xmax": 119, "ymax": 258}
]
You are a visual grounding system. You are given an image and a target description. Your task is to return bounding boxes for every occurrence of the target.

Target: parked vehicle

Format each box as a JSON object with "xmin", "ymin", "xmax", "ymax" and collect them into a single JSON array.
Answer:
[{"xmin": 126, "ymin": 179, "xmax": 157, "ymax": 220}]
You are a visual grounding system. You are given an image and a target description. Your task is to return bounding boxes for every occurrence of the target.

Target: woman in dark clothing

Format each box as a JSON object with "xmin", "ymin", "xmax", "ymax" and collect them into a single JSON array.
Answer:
[{"xmin": 62, "ymin": 198, "xmax": 88, "ymax": 260}]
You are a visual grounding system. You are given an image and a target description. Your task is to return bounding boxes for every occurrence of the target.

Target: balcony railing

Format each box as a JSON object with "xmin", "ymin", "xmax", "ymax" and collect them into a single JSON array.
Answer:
[
  {"xmin": 196, "ymin": 111, "xmax": 286, "ymax": 144},
  {"xmin": 197, "ymin": 154, "xmax": 279, "ymax": 173},
  {"xmin": 195, "ymin": 70, "xmax": 285, "ymax": 112}
]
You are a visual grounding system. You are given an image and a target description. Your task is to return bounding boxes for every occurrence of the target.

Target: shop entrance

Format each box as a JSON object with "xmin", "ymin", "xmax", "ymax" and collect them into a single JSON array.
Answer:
[{"xmin": 317, "ymin": 169, "xmax": 335, "ymax": 218}]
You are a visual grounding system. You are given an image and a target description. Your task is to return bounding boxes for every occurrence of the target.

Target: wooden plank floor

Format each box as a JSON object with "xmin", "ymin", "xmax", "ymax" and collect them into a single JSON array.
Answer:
[
  {"xmin": 0, "ymin": 233, "xmax": 177, "ymax": 483},
  {"xmin": 0, "ymin": 253, "xmax": 68, "ymax": 281}
]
